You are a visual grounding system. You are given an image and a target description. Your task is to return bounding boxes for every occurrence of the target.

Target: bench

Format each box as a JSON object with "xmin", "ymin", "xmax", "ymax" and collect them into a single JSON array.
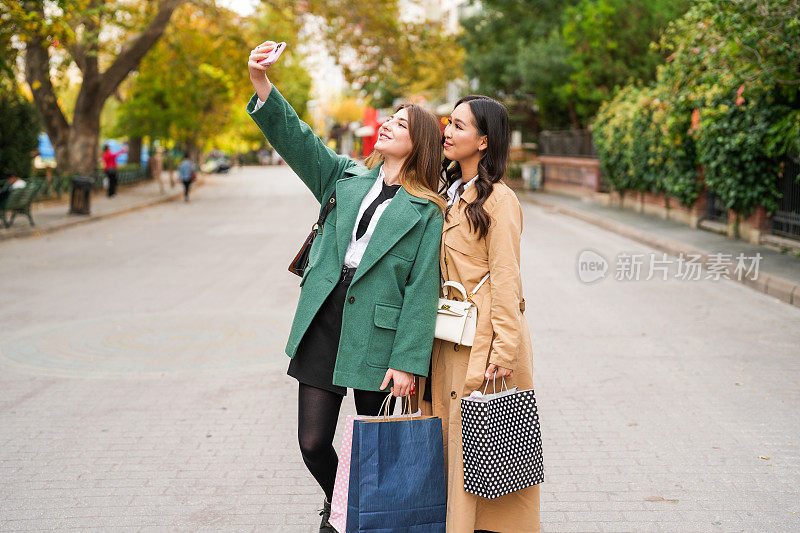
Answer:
[{"xmin": 1, "ymin": 179, "xmax": 44, "ymax": 228}]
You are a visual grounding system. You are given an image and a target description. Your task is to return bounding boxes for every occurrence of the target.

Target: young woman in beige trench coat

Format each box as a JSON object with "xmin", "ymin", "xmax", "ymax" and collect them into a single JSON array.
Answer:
[{"xmin": 415, "ymin": 95, "xmax": 540, "ymax": 533}]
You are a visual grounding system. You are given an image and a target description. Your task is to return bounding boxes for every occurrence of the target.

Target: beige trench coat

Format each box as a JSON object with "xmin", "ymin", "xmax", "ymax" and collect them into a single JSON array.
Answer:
[{"xmin": 416, "ymin": 181, "xmax": 540, "ymax": 533}]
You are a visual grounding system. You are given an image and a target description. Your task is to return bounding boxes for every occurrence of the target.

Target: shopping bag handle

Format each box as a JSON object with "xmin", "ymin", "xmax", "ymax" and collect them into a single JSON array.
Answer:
[
  {"xmin": 481, "ymin": 375, "xmax": 508, "ymax": 395},
  {"xmin": 378, "ymin": 393, "xmax": 416, "ymax": 419}
]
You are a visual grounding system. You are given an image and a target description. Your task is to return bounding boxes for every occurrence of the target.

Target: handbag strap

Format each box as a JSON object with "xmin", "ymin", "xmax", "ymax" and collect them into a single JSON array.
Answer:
[
  {"xmin": 314, "ymin": 189, "xmax": 337, "ymax": 234},
  {"xmin": 442, "ymin": 273, "xmax": 490, "ymax": 302},
  {"xmin": 469, "ymin": 273, "xmax": 490, "ymax": 301}
]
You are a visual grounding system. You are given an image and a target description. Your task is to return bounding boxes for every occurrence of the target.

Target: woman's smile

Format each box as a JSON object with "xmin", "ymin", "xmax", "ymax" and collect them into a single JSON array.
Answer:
[{"xmin": 373, "ymin": 109, "xmax": 412, "ymax": 158}]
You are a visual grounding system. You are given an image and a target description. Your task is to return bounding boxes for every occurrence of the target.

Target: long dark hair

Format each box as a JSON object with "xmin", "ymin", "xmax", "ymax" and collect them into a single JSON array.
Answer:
[
  {"xmin": 441, "ymin": 95, "xmax": 510, "ymax": 239},
  {"xmin": 365, "ymin": 104, "xmax": 446, "ymax": 212}
]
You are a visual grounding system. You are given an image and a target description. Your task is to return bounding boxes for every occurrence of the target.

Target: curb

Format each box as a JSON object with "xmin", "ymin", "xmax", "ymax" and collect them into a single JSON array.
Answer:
[
  {"xmin": 519, "ymin": 191, "xmax": 800, "ymax": 309},
  {"xmin": 0, "ymin": 187, "xmax": 189, "ymax": 242}
]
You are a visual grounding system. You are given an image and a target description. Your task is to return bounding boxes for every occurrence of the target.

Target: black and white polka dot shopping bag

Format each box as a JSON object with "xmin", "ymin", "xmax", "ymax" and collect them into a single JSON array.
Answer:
[{"xmin": 460, "ymin": 383, "xmax": 544, "ymax": 499}]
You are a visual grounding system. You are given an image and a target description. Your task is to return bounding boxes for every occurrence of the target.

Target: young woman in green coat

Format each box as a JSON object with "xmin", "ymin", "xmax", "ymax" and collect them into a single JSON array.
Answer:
[{"xmin": 247, "ymin": 41, "xmax": 445, "ymax": 531}]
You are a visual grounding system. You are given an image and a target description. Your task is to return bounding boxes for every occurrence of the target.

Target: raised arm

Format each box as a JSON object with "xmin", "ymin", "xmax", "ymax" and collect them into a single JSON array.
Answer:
[{"xmin": 247, "ymin": 41, "xmax": 355, "ymax": 202}]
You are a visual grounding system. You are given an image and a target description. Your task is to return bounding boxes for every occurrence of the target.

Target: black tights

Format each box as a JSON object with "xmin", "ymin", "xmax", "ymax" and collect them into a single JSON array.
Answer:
[{"xmin": 297, "ymin": 383, "xmax": 395, "ymax": 501}]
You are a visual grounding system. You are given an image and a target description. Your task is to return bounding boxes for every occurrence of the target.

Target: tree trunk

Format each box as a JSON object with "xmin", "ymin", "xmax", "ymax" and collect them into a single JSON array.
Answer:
[
  {"xmin": 567, "ymin": 101, "xmax": 581, "ymax": 130},
  {"xmin": 128, "ymin": 137, "xmax": 143, "ymax": 167},
  {"xmin": 185, "ymin": 141, "xmax": 201, "ymax": 168},
  {"xmin": 68, "ymin": 91, "xmax": 103, "ymax": 176},
  {"xmin": 23, "ymin": 0, "xmax": 184, "ymax": 175}
]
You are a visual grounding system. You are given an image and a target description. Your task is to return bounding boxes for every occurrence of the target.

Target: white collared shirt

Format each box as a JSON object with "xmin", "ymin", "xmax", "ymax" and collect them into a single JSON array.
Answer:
[
  {"xmin": 344, "ymin": 167, "xmax": 398, "ymax": 268},
  {"xmin": 446, "ymin": 175, "xmax": 478, "ymax": 207}
]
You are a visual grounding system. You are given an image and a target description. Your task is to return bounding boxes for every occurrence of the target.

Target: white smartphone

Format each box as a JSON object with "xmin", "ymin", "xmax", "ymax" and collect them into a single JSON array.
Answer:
[{"xmin": 258, "ymin": 42, "xmax": 287, "ymax": 67}]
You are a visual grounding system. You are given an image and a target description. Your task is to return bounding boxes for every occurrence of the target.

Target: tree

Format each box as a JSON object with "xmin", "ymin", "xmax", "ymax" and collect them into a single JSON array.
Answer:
[
  {"xmin": 661, "ymin": 0, "xmax": 800, "ymax": 218},
  {"xmin": 268, "ymin": 0, "xmax": 463, "ymax": 107},
  {"xmin": 114, "ymin": 2, "xmax": 313, "ymax": 157},
  {"xmin": 0, "ymin": 7, "xmax": 18, "ymax": 80},
  {"xmin": 2, "ymin": 0, "xmax": 184, "ymax": 174},
  {"xmin": 460, "ymin": 0, "xmax": 690, "ymax": 131},
  {"xmin": 559, "ymin": 0, "xmax": 692, "ymax": 127},
  {"xmin": 0, "ymin": 86, "xmax": 41, "ymax": 177},
  {"xmin": 592, "ymin": 0, "xmax": 800, "ymax": 224},
  {"xmin": 113, "ymin": 3, "xmax": 244, "ymax": 160},
  {"xmin": 459, "ymin": 0, "xmax": 578, "ymax": 132}
]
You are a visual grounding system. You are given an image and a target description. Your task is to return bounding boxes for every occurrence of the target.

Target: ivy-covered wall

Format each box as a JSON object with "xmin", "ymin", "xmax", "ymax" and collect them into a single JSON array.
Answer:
[{"xmin": 592, "ymin": 0, "xmax": 800, "ymax": 219}]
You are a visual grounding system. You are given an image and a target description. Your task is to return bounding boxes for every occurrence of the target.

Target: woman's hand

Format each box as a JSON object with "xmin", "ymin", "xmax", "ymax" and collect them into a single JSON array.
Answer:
[
  {"xmin": 380, "ymin": 369, "xmax": 416, "ymax": 397},
  {"xmin": 248, "ymin": 41, "xmax": 275, "ymax": 101},
  {"xmin": 485, "ymin": 363, "xmax": 513, "ymax": 380}
]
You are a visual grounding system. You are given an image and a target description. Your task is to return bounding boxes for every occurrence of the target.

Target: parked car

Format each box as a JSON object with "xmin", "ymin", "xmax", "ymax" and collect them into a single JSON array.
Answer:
[{"xmin": 202, "ymin": 156, "xmax": 231, "ymax": 174}]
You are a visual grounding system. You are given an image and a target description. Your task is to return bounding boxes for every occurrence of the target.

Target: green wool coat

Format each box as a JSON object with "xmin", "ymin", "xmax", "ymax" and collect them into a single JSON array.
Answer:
[{"xmin": 247, "ymin": 88, "xmax": 443, "ymax": 391}]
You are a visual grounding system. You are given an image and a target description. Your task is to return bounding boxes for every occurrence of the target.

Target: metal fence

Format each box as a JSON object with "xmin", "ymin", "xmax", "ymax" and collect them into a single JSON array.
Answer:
[
  {"xmin": 31, "ymin": 166, "xmax": 150, "ymax": 200},
  {"xmin": 538, "ymin": 130, "xmax": 597, "ymax": 158},
  {"xmin": 91, "ymin": 166, "xmax": 149, "ymax": 190},
  {"xmin": 771, "ymin": 155, "xmax": 800, "ymax": 239}
]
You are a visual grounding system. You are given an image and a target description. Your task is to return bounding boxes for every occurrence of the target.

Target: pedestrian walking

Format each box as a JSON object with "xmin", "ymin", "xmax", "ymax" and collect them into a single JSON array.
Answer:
[
  {"xmin": 417, "ymin": 95, "xmax": 541, "ymax": 532},
  {"xmin": 247, "ymin": 40, "xmax": 445, "ymax": 532},
  {"xmin": 149, "ymin": 147, "xmax": 165, "ymax": 194},
  {"xmin": 177, "ymin": 155, "xmax": 195, "ymax": 202},
  {"xmin": 102, "ymin": 144, "xmax": 126, "ymax": 197}
]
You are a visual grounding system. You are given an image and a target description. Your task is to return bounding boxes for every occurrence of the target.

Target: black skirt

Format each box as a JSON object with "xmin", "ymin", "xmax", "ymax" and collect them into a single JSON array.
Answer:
[{"xmin": 287, "ymin": 267, "xmax": 356, "ymax": 396}]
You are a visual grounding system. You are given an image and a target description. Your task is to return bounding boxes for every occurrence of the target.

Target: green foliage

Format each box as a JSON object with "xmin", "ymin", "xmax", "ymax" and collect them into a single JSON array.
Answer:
[
  {"xmin": 271, "ymin": 0, "xmax": 462, "ymax": 107},
  {"xmin": 113, "ymin": 4, "xmax": 243, "ymax": 148},
  {"xmin": 694, "ymin": 88, "xmax": 784, "ymax": 217},
  {"xmin": 594, "ymin": 82, "xmax": 701, "ymax": 206},
  {"xmin": 560, "ymin": 0, "xmax": 692, "ymax": 124},
  {"xmin": 592, "ymin": 85, "xmax": 644, "ymax": 195},
  {"xmin": 592, "ymin": 0, "xmax": 800, "ymax": 216},
  {"xmin": 0, "ymin": 7, "xmax": 16, "ymax": 80},
  {"xmin": 0, "ymin": 87, "xmax": 41, "ymax": 177},
  {"xmin": 3, "ymin": 0, "xmax": 162, "ymax": 72},
  {"xmin": 246, "ymin": 3, "xmax": 312, "ymax": 117},
  {"xmin": 112, "ymin": 2, "xmax": 312, "ymax": 153},
  {"xmin": 460, "ymin": 0, "xmax": 687, "ymax": 129},
  {"xmin": 460, "ymin": 0, "xmax": 576, "ymax": 129}
]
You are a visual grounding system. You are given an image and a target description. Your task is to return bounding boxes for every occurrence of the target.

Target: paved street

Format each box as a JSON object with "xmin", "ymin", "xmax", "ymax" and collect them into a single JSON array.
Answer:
[{"xmin": 1, "ymin": 165, "xmax": 799, "ymax": 532}]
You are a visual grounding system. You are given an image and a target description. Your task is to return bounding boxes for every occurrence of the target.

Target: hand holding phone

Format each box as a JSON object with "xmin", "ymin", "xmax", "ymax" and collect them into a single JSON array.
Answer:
[{"xmin": 258, "ymin": 42, "xmax": 287, "ymax": 67}]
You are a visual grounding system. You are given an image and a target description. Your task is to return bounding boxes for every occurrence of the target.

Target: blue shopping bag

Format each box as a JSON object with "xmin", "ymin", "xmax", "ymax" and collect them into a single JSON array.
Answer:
[{"xmin": 346, "ymin": 415, "xmax": 447, "ymax": 532}]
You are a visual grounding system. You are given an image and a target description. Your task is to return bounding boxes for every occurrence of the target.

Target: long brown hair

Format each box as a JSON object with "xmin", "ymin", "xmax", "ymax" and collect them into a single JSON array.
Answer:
[
  {"xmin": 441, "ymin": 95, "xmax": 510, "ymax": 239},
  {"xmin": 365, "ymin": 104, "xmax": 446, "ymax": 212}
]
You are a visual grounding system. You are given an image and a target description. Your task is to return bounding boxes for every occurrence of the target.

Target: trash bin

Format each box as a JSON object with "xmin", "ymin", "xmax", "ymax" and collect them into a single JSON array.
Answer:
[{"xmin": 69, "ymin": 176, "xmax": 93, "ymax": 215}]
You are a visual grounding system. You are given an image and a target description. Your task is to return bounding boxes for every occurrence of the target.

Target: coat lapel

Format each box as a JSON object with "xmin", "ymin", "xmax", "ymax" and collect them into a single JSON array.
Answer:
[
  {"xmin": 335, "ymin": 165, "xmax": 380, "ymax": 266},
  {"xmin": 441, "ymin": 183, "xmax": 479, "ymax": 283},
  {"xmin": 351, "ymin": 187, "xmax": 421, "ymax": 285},
  {"xmin": 442, "ymin": 181, "xmax": 478, "ymax": 232}
]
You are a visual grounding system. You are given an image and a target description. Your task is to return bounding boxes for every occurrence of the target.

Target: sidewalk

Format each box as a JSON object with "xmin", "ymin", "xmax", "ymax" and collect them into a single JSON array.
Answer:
[
  {"xmin": 519, "ymin": 190, "xmax": 800, "ymax": 308},
  {"xmin": 2, "ymin": 166, "xmax": 798, "ymax": 531},
  {"xmin": 0, "ymin": 173, "xmax": 195, "ymax": 242}
]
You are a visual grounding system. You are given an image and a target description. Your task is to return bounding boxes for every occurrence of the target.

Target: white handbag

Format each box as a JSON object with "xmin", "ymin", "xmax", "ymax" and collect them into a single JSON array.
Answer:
[{"xmin": 434, "ymin": 273, "xmax": 490, "ymax": 346}]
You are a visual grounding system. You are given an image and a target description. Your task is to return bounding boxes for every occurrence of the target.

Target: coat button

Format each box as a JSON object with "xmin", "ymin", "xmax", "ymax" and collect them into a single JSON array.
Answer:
[
  {"xmin": 348, "ymin": 296, "xmax": 355, "ymax": 304},
  {"xmin": 450, "ymin": 391, "xmax": 457, "ymax": 399},
  {"xmin": 453, "ymin": 344, "xmax": 460, "ymax": 351}
]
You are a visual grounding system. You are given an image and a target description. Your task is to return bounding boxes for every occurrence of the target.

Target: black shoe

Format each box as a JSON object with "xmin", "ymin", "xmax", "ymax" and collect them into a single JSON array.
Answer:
[{"xmin": 318, "ymin": 498, "xmax": 336, "ymax": 532}]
